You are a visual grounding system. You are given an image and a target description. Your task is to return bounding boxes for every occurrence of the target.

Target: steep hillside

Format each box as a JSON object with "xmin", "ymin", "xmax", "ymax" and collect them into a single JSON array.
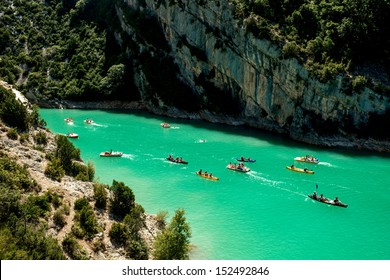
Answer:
[{"xmin": 1, "ymin": 0, "xmax": 389, "ymax": 151}]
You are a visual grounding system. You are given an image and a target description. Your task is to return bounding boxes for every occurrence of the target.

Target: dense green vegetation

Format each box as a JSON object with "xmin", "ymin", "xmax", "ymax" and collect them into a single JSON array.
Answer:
[
  {"xmin": 45, "ymin": 134, "xmax": 95, "ymax": 182},
  {"xmin": 231, "ymin": 0, "xmax": 390, "ymax": 89},
  {"xmin": 0, "ymin": 152, "xmax": 66, "ymax": 259},
  {"xmin": 0, "ymin": 0, "xmax": 137, "ymax": 101},
  {"xmin": 1, "ymin": 0, "xmax": 388, "ymax": 106},
  {"xmin": 153, "ymin": 208, "xmax": 191, "ymax": 260}
]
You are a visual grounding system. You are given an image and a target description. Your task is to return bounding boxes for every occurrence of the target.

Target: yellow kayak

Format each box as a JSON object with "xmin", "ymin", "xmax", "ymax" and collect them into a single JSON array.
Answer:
[
  {"xmin": 196, "ymin": 172, "xmax": 219, "ymax": 181},
  {"xmin": 286, "ymin": 166, "xmax": 314, "ymax": 174}
]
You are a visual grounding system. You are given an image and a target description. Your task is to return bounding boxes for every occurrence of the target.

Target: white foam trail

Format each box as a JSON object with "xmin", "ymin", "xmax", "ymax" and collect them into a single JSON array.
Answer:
[
  {"xmin": 170, "ymin": 126, "xmax": 180, "ymax": 129},
  {"xmin": 319, "ymin": 162, "xmax": 333, "ymax": 167},
  {"xmin": 122, "ymin": 154, "xmax": 134, "ymax": 160}
]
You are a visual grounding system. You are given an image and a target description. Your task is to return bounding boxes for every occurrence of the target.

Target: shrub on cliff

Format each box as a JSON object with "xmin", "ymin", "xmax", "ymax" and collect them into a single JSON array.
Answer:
[
  {"xmin": 93, "ymin": 183, "xmax": 108, "ymax": 209},
  {"xmin": 44, "ymin": 157, "xmax": 65, "ymax": 182},
  {"xmin": 153, "ymin": 208, "xmax": 191, "ymax": 260},
  {"xmin": 109, "ymin": 180, "xmax": 135, "ymax": 218}
]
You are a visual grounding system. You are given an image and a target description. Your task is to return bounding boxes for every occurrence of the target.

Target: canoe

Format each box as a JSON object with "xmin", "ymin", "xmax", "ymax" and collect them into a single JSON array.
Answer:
[
  {"xmin": 166, "ymin": 157, "xmax": 188, "ymax": 164},
  {"xmin": 308, "ymin": 194, "xmax": 348, "ymax": 208},
  {"xmin": 100, "ymin": 151, "xmax": 123, "ymax": 157},
  {"xmin": 294, "ymin": 156, "xmax": 319, "ymax": 164},
  {"xmin": 196, "ymin": 172, "xmax": 219, "ymax": 181},
  {"xmin": 226, "ymin": 165, "xmax": 250, "ymax": 173},
  {"xmin": 286, "ymin": 166, "xmax": 314, "ymax": 174},
  {"xmin": 236, "ymin": 158, "xmax": 256, "ymax": 163}
]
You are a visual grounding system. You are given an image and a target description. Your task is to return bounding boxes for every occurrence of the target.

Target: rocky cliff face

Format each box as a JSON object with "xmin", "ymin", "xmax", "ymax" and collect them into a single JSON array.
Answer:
[{"xmin": 115, "ymin": 0, "xmax": 390, "ymax": 151}]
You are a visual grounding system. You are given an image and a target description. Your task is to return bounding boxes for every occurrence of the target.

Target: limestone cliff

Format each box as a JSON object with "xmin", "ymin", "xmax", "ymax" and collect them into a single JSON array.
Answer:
[{"xmin": 114, "ymin": 0, "xmax": 390, "ymax": 151}]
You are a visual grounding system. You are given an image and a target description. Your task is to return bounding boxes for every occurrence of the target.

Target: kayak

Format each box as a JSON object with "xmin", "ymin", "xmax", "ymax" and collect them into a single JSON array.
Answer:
[
  {"xmin": 294, "ymin": 156, "xmax": 319, "ymax": 164},
  {"xmin": 308, "ymin": 194, "xmax": 348, "ymax": 208},
  {"xmin": 286, "ymin": 166, "xmax": 314, "ymax": 174},
  {"xmin": 236, "ymin": 158, "xmax": 256, "ymax": 163},
  {"xmin": 196, "ymin": 172, "xmax": 219, "ymax": 181},
  {"xmin": 167, "ymin": 157, "xmax": 188, "ymax": 164},
  {"xmin": 226, "ymin": 165, "xmax": 250, "ymax": 173}
]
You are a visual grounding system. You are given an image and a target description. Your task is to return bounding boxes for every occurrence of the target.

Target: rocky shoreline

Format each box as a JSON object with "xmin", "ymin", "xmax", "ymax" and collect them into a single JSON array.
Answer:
[{"xmin": 39, "ymin": 98, "xmax": 390, "ymax": 153}]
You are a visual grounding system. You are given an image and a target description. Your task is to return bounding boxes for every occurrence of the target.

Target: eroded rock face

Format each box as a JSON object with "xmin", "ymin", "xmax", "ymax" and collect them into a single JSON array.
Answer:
[{"xmin": 106, "ymin": 1, "xmax": 390, "ymax": 151}]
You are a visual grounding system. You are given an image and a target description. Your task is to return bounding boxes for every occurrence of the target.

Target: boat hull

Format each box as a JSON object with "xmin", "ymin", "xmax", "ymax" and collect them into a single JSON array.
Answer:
[
  {"xmin": 226, "ymin": 166, "xmax": 250, "ymax": 173},
  {"xmin": 294, "ymin": 157, "xmax": 319, "ymax": 164},
  {"xmin": 100, "ymin": 152, "xmax": 123, "ymax": 157},
  {"xmin": 196, "ymin": 172, "xmax": 219, "ymax": 181},
  {"xmin": 308, "ymin": 195, "xmax": 348, "ymax": 208},
  {"xmin": 286, "ymin": 166, "xmax": 314, "ymax": 174}
]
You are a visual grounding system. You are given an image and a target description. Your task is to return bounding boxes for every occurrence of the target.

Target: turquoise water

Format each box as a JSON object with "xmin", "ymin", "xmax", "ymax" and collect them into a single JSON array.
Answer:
[{"xmin": 40, "ymin": 109, "xmax": 390, "ymax": 260}]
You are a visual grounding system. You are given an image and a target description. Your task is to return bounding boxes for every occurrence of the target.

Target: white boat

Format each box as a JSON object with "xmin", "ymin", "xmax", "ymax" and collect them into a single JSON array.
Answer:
[
  {"xmin": 84, "ymin": 119, "xmax": 94, "ymax": 124},
  {"xmin": 100, "ymin": 151, "xmax": 123, "ymax": 157},
  {"xmin": 66, "ymin": 132, "xmax": 78, "ymax": 139},
  {"xmin": 294, "ymin": 155, "xmax": 319, "ymax": 164}
]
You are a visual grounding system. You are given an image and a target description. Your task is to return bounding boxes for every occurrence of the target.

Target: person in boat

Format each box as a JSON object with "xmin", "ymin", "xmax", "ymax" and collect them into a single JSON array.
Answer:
[
  {"xmin": 110, "ymin": 149, "xmax": 112, "ymax": 154},
  {"xmin": 241, "ymin": 156, "xmax": 245, "ymax": 161},
  {"xmin": 334, "ymin": 197, "xmax": 339, "ymax": 204},
  {"xmin": 319, "ymin": 194, "xmax": 324, "ymax": 201},
  {"xmin": 204, "ymin": 171, "xmax": 208, "ymax": 176},
  {"xmin": 290, "ymin": 164, "xmax": 295, "ymax": 168},
  {"xmin": 312, "ymin": 191, "xmax": 318, "ymax": 199},
  {"xmin": 209, "ymin": 173, "xmax": 213, "ymax": 178},
  {"xmin": 304, "ymin": 168, "xmax": 308, "ymax": 172},
  {"xmin": 198, "ymin": 169, "xmax": 202, "ymax": 175}
]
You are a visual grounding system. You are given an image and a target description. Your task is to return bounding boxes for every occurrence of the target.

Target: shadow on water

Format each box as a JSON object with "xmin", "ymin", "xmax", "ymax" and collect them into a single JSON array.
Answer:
[{"xmin": 66, "ymin": 108, "xmax": 390, "ymax": 159}]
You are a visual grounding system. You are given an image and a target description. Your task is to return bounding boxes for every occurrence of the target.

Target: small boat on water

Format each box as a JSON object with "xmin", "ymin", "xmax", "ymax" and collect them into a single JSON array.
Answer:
[
  {"xmin": 196, "ymin": 171, "xmax": 219, "ymax": 181},
  {"xmin": 237, "ymin": 157, "xmax": 256, "ymax": 163},
  {"xmin": 294, "ymin": 155, "xmax": 319, "ymax": 164},
  {"xmin": 84, "ymin": 119, "xmax": 94, "ymax": 124},
  {"xmin": 308, "ymin": 194, "xmax": 348, "ymax": 208},
  {"xmin": 161, "ymin": 122, "xmax": 170, "ymax": 128},
  {"xmin": 286, "ymin": 165, "xmax": 314, "ymax": 174},
  {"xmin": 66, "ymin": 132, "xmax": 78, "ymax": 139},
  {"xmin": 65, "ymin": 118, "xmax": 73, "ymax": 123},
  {"xmin": 226, "ymin": 163, "xmax": 250, "ymax": 173},
  {"xmin": 166, "ymin": 155, "xmax": 188, "ymax": 164},
  {"xmin": 100, "ymin": 151, "xmax": 123, "ymax": 157}
]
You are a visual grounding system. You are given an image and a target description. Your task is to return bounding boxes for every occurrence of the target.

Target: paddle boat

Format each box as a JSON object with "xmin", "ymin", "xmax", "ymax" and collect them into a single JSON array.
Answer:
[
  {"xmin": 84, "ymin": 118, "xmax": 94, "ymax": 124},
  {"xmin": 66, "ymin": 132, "xmax": 78, "ymax": 139},
  {"xmin": 100, "ymin": 150, "xmax": 123, "ymax": 157},
  {"xmin": 161, "ymin": 122, "xmax": 170, "ymax": 128},
  {"xmin": 166, "ymin": 155, "xmax": 188, "ymax": 164},
  {"xmin": 226, "ymin": 163, "xmax": 250, "ymax": 173},
  {"xmin": 308, "ymin": 192, "xmax": 348, "ymax": 208},
  {"xmin": 196, "ymin": 170, "xmax": 219, "ymax": 181},
  {"xmin": 64, "ymin": 117, "xmax": 73, "ymax": 123},
  {"xmin": 237, "ymin": 157, "xmax": 256, "ymax": 163},
  {"xmin": 286, "ymin": 165, "xmax": 314, "ymax": 174},
  {"xmin": 294, "ymin": 155, "xmax": 319, "ymax": 164}
]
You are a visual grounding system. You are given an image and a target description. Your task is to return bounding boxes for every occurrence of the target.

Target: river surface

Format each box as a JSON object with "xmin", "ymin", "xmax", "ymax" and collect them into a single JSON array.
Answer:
[{"xmin": 40, "ymin": 108, "xmax": 390, "ymax": 260}]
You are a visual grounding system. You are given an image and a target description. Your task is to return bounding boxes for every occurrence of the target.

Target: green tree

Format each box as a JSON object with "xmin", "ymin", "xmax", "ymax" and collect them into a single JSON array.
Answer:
[
  {"xmin": 93, "ymin": 183, "xmax": 108, "ymax": 209},
  {"xmin": 153, "ymin": 208, "xmax": 191, "ymax": 260},
  {"xmin": 110, "ymin": 180, "xmax": 135, "ymax": 218}
]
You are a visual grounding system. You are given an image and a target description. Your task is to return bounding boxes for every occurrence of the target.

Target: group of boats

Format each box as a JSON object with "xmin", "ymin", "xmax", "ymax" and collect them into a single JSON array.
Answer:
[
  {"xmin": 64, "ymin": 117, "xmax": 95, "ymax": 139},
  {"xmin": 287, "ymin": 155, "xmax": 348, "ymax": 208}
]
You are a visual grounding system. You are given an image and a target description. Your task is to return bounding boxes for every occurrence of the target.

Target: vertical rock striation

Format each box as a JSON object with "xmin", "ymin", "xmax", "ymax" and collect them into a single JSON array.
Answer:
[{"xmin": 116, "ymin": 0, "xmax": 390, "ymax": 151}]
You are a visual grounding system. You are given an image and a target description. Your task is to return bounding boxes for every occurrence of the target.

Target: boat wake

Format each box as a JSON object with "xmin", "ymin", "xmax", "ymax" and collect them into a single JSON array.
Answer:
[
  {"xmin": 122, "ymin": 154, "xmax": 135, "ymax": 160},
  {"xmin": 91, "ymin": 123, "xmax": 107, "ymax": 127},
  {"xmin": 318, "ymin": 162, "xmax": 334, "ymax": 167},
  {"xmin": 170, "ymin": 126, "xmax": 180, "ymax": 129},
  {"xmin": 248, "ymin": 171, "xmax": 282, "ymax": 187},
  {"xmin": 249, "ymin": 171, "xmax": 306, "ymax": 197}
]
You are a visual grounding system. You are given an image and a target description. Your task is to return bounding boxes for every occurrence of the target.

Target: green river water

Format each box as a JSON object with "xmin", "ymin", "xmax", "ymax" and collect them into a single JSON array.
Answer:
[{"xmin": 40, "ymin": 108, "xmax": 390, "ymax": 260}]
